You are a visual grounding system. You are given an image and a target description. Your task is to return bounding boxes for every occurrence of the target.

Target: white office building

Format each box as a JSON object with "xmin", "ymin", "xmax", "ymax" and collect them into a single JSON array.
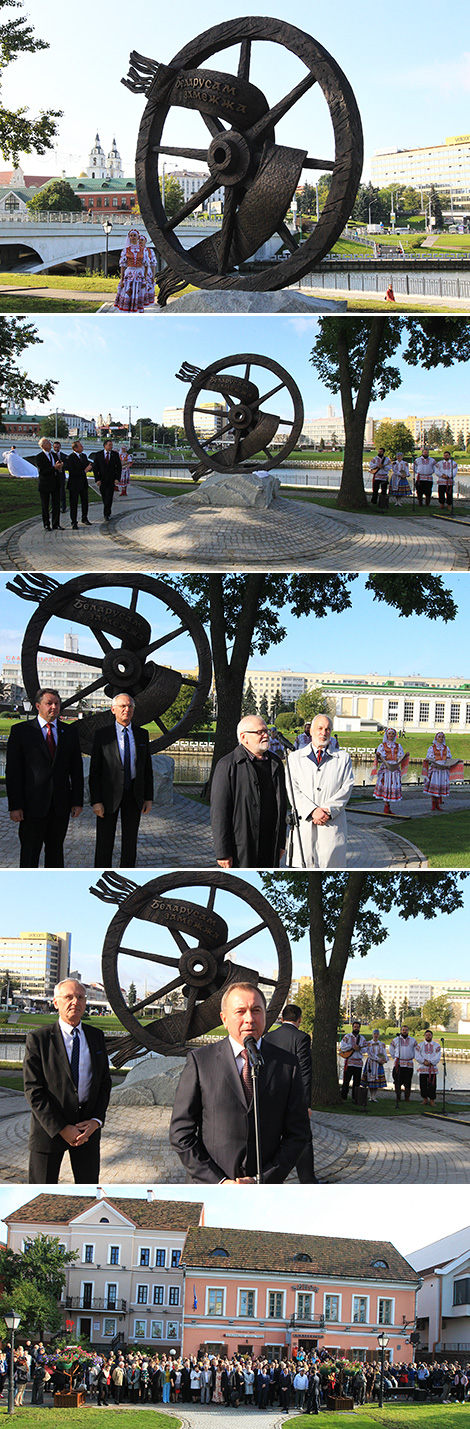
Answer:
[
  {"xmin": 341, "ymin": 977, "xmax": 470, "ymax": 1019},
  {"xmin": 162, "ymin": 403, "xmax": 227, "ymax": 438},
  {"xmin": 0, "ymin": 930, "xmax": 71, "ymax": 997},
  {"xmin": 371, "ymin": 134, "xmax": 470, "ymax": 205}
]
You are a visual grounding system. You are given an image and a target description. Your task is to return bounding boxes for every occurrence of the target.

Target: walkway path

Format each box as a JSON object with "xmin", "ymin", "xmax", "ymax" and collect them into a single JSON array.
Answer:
[
  {"xmin": 0, "ymin": 483, "xmax": 469, "ymax": 572},
  {"xmin": 2, "ymin": 1090, "xmax": 470, "ymax": 1184}
]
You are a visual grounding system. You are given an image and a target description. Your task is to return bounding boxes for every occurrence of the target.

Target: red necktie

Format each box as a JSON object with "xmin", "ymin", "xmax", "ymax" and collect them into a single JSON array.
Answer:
[
  {"xmin": 45, "ymin": 722, "xmax": 56, "ymax": 759},
  {"xmin": 105, "ymin": 452, "xmax": 110, "ymax": 463},
  {"xmin": 240, "ymin": 1049, "xmax": 253, "ymax": 1105}
]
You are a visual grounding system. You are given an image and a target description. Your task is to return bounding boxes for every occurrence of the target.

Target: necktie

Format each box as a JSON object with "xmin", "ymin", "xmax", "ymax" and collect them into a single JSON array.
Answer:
[
  {"xmin": 123, "ymin": 728, "xmax": 131, "ymax": 790},
  {"xmin": 105, "ymin": 451, "xmax": 110, "ymax": 464},
  {"xmin": 239, "ymin": 1049, "xmax": 253, "ymax": 1105},
  {"xmin": 45, "ymin": 722, "xmax": 56, "ymax": 759},
  {"xmin": 313, "ymin": 747, "xmax": 324, "ymax": 767},
  {"xmin": 70, "ymin": 1028, "xmax": 80, "ymax": 1090}
]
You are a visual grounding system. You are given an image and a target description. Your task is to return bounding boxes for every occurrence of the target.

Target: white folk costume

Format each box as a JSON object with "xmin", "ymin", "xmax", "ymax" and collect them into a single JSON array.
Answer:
[
  {"xmin": 389, "ymin": 1033, "xmax": 418, "ymax": 1102},
  {"xmin": 287, "ymin": 741, "xmax": 354, "ymax": 868},
  {"xmin": 114, "ymin": 229, "xmax": 152, "ymax": 313},
  {"xmin": 2, "ymin": 449, "xmax": 38, "ymax": 477},
  {"xmin": 340, "ymin": 1029, "xmax": 367, "ymax": 1100},
  {"xmin": 118, "ymin": 446, "xmax": 132, "ymax": 495},
  {"xmin": 369, "ymin": 454, "xmax": 392, "ymax": 500},
  {"xmin": 390, "ymin": 459, "xmax": 411, "ymax": 502},
  {"xmin": 435, "ymin": 457, "xmax": 458, "ymax": 506},
  {"xmin": 422, "ymin": 733, "xmax": 462, "ymax": 808},
  {"xmin": 414, "ymin": 455, "xmax": 436, "ymax": 505},
  {"xmin": 415, "ymin": 1037, "xmax": 441, "ymax": 1103},
  {"xmin": 362, "ymin": 1036, "xmax": 388, "ymax": 1099},
  {"xmin": 372, "ymin": 730, "xmax": 409, "ymax": 811}
]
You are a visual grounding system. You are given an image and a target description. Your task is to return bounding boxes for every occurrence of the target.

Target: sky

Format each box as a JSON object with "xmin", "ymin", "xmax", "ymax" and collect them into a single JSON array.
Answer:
[
  {"xmin": 5, "ymin": 0, "xmax": 470, "ymax": 181},
  {"xmin": 0, "ymin": 1182, "xmax": 469, "ymax": 1259},
  {"xmin": 0, "ymin": 868, "xmax": 468, "ymax": 991},
  {"xmin": 14, "ymin": 316, "xmax": 470, "ymax": 428},
  {"xmin": 0, "ymin": 572, "xmax": 469, "ymax": 678}
]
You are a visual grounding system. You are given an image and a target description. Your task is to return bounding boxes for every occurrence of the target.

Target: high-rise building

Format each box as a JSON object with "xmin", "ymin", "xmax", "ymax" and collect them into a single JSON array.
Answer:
[
  {"xmin": 370, "ymin": 134, "xmax": 470, "ymax": 204},
  {"xmin": 0, "ymin": 931, "xmax": 71, "ymax": 997}
]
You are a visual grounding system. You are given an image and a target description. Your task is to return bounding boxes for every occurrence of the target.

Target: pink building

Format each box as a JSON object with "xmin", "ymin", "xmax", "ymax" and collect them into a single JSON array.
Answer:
[{"xmin": 181, "ymin": 1227, "xmax": 420, "ymax": 1366}]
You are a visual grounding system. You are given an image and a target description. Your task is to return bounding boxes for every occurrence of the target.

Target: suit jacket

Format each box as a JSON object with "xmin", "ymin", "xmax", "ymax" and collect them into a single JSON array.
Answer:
[
  {"xmin": 36, "ymin": 449, "xmax": 61, "ymax": 490},
  {"xmin": 265, "ymin": 1021, "xmax": 312, "ymax": 1105},
  {"xmin": 6, "ymin": 717, "xmax": 84, "ymax": 819},
  {"xmin": 65, "ymin": 451, "xmax": 90, "ymax": 486},
  {"xmin": 23, "ymin": 1021, "xmax": 112, "ymax": 1150},
  {"xmin": 93, "ymin": 450, "xmax": 121, "ymax": 487},
  {"xmin": 89, "ymin": 721, "xmax": 153, "ymax": 813},
  {"xmin": 210, "ymin": 744, "xmax": 286, "ymax": 866},
  {"xmin": 169, "ymin": 1035, "xmax": 310, "ymax": 1183}
]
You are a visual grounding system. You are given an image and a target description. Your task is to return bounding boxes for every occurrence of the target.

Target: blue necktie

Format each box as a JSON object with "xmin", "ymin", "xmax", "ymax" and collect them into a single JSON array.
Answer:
[
  {"xmin": 71, "ymin": 1028, "xmax": 80, "ymax": 1090},
  {"xmin": 123, "ymin": 728, "xmax": 131, "ymax": 790}
]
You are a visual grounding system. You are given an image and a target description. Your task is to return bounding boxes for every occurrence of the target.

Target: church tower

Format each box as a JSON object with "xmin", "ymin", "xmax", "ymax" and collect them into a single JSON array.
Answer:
[
  {"xmin": 106, "ymin": 137, "xmax": 123, "ymax": 180},
  {"xmin": 86, "ymin": 133, "xmax": 107, "ymax": 181}
]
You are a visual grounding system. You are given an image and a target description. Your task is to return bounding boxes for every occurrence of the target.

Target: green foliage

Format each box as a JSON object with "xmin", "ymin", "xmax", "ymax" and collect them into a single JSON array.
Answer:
[
  {"xmin": 0, "ymin": 1234, "xmax": 77, "ymax": 1337},
  {"xmin": 159, "ymin": 175, "xmax": 184, "ymax": 219},
  {"xmin": 127, "ymin": 981, "xmax": 137, "ymax": 1008},
  {"xmin": 296, "ymin": 688, "xmax": 334, "ymax": 723},
  {"xmin": 430, "ymin": 185, "xmax": 444, "ymax": 227},
  {"xmin": 0, "ymin": 316, "xmax": 56, "ymax": 429},
  {"xmin": 259, "ymin": 693, "xmax": 269, "ymax": 722},
  {"xmin": 161, "ymin": 682, "xmax": 213, "ymax": 731},
  {"xmin": 241, "ymin": 679, "xmax": 257, "ymax": 716},
  {"xmin": 27, "ymin": 180, "xmax": 82, "ymax": 214},
  {"xmin": 39, "ymin": 413, "xmax": 68, "ymax": 438},
  {"xmin": 373, "ymin": 420, "xmax": 415, "ymax": 459},
  {"xmin": 421, "ymin": 994, "xmax": 453, "ymax": 1027},
  {"xmin": 456, "ymin": 430, "xmax": 465, "ymax": 451},
  {"xmin": 352, "ymin": 182, "xmax": 388, "ymax": 225},
  {"xmin": 296, "ymin": 981, "xmax": 315, "ymax": 1037},
  {"xmin": 0, "ymin": 0, "xmax": 62, "ymax": 164}
]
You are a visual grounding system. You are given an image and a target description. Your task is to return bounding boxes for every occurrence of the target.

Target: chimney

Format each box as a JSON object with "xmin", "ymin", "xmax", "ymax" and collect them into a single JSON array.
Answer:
[
  {"xmin": 146, "ymin": 1189, "xmax": 154, "ymax": 1202},
  {"xmin": 96, "ymin": 1186, "xmax": 104, "ymax": 1201}
]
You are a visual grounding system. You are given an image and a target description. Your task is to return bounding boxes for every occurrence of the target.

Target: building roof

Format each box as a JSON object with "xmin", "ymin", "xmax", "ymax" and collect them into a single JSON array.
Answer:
[
  {"xmin": 407, "ymin": 1225, "xmax": 470, "ymax": 1275},
  {"xmin": 5, "ymin": 1195, "xmax": 203, "ymax": 1230},
  {"xmin": 0, "ymin": 172, "xmax": 55, "ymax": 189},
  {"xmin": 68, "ymin": 177, "xmax": 135, "ymax": 193},
  {"xmin": 181, "ymin": 1227, "xmax": 419, "ymax": 1283}
]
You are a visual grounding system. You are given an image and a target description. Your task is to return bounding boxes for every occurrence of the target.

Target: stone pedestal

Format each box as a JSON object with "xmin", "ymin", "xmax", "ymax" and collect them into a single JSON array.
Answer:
[
  {"xmin": 172, "ymin": 471, "xmax": 281, "ymax": 509},
  {"xmin": 110, "ymin": 1052, "xmax": 183, "ymax": 1106},
  {"xmin": 82, "ymin": 752, "xmax": 174, "ymax": 805}
]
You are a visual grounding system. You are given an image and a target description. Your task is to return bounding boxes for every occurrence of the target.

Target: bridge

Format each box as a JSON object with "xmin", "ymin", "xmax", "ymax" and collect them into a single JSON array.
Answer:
[{"xmin": 0, "ymin": 210, "xmax": 278, "ymax": 273}]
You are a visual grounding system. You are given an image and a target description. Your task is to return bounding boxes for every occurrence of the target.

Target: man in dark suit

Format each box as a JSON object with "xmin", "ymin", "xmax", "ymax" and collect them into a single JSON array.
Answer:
[
  {"xmin": 36, "ymin": 437, "xmax": 62, "ymax": 529},
  {"xmin": 93, "ymin": 438, "xmax": 121, "ymax": 520},
  {"xmin": 210, "ymin": 716, "xmax": 287, "ymax": 867},
  {"xmin": 23, "ymin": 978, "xmax": 112, "ymax": 1183},
  {"xmin": 51, "ymin": 439, "xmax": 68, "ymax": 514},
  {"xmin": 265, "ymin": 1003, "xmax": 317, "ymax": 1183},
  {"xmin": 170, "ymin": 982, "xmax": 310, "ymax": 1183},
  {"xmin": 89, "ymin": 692, "xmax": 153, "ymax": 866},
  {"xmin": 6, "ymin": 688, "xmax": 84, "ymax": 867},
  {"xmin": 64, "ymin": 440, "xmax": 93, "ymax": 528}
]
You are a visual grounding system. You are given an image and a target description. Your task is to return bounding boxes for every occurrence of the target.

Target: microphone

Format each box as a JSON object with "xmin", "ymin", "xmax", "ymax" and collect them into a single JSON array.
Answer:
[{"xmin": 244, "ymin": 1035, "xmax": 264, "ymax": 1069}]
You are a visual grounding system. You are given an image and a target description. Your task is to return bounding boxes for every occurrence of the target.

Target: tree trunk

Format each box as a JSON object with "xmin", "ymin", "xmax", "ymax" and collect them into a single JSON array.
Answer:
[
  {"xmin": 336, "ymin": 409, "xmax": 369, "ymax": 510},
  {"xmin": 204, "ymin": 573, "xmax": 266, "ymax": 796},
  {"xmin": 310, "ymin": 873, "xmax": 368, "ymax": 1104},
  {"xmin": 336, "ymin": 317, "xmax": 387, "ymax": 511}
]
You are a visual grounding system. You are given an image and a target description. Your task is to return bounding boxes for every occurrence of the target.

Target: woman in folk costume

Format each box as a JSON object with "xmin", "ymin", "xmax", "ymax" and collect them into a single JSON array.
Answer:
[
  {"xmin": 114, "ymin": 228, "xmax": 151, "ymax": 313},
  {"xmin": 422, "ymin": 730, "xmax": 462, "ymax": 811},
  {"xmin": 361, "ymin": 1028, "xmax": 388, "ymax": 1102},
  {"xmin": 372, "ymin": 728, "xmax": 409, "ymax": 815},
  {"xmin": 118, "ymin": 444, "xmax": 132, "ymax": 496},
  {"xmin": 144, "ymin": 243, "xmax": 157, "ymax": 307},
  {"xmin": 390, "ymin": 453, "xmax": 412, "ymax": 505}
]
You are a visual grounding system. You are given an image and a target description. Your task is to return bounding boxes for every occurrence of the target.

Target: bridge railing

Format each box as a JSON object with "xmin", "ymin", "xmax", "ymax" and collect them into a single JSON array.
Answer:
[{"xmin": 0, "ymin": 209, "xmax": 222, "ymax": 228}]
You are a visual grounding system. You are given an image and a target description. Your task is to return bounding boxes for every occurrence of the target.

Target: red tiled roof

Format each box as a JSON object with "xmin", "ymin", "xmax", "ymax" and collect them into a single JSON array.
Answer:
[
  {"xmin": 5, "ymin": 1195, "xmax": 203, "ymax": 1230},
  {"xmin": 181, "ymin": 1227, "xmax": 419, "ymax": 1283}
]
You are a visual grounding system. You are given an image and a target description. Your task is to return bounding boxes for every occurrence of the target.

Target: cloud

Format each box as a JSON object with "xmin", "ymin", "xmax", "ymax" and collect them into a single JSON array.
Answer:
[{"xmin": 393, "ymin": 51, "xmax": 470, "ymax": 96}]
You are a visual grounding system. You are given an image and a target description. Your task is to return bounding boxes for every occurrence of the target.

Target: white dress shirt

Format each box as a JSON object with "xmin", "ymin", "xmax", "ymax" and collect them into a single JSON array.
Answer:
[
  {"xmin": 228, "ymin": 1034, "xmax": 263, "ymax": 1078},
  {"xmin": 37, "ymin": 714, "xmax": 58, "ymax": 745},
  {"xmin": 115, "ymin": 719, "xmax": 136, "ymax": 779},
  {"xmin": 58, "ymin": 1016, "xmax": 93, "ymax": 1105}
]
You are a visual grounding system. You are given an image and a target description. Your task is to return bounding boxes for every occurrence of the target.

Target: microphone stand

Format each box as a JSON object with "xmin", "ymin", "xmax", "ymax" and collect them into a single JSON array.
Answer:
[
  {"xmin": 244, "ymin": 1038, "xmax": 264, "ymax": 1184},
  {"xmin": 441, "ymin": 1038, "xmax": 447, "ymax": 1115},
  {"xmin": 276, "ymin": 731, "xmax": 306, "ymax": 869}
]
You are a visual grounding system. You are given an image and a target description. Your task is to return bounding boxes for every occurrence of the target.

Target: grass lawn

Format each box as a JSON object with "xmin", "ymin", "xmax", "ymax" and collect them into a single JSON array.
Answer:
[
  {"xmin": 383, "ymin": 809, "xmax": 470, "ymax": 868},
  {"xmin": 0, "ymin": 1410, "xmax": 177, "ymax": 1429},
  {"xmin": 0, "ymin": 474, "xmax": 102, "ymax": 532},
  {"xmin": 289, "ymin": 1409, "xmax": 469, "ymax": 1429},
  {"xmin": 0, "ymin": 297, "xmax": 104, "ymax": 312},
  {"xmin": 310, "ymin": 1093, "xmax": 438, "ymax": 1118},
  {"xmin": 0, "ymin": 272, "xmax": 118, "ymax": 291}
]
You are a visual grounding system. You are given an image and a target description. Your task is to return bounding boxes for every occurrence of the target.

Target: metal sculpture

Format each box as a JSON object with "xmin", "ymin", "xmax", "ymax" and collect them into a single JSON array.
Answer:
[
  {"xmin": 91, "ymin": 870, "xmax": 292, "ymax": 1064},
  {"xmin": 7, "ymin": 573, "xmax": 212, "ymax": 755},
  {"xmin": 176, "ymin": 352, "xmax": 304, "ymax": 478},
  {"xmin": 123, "ymin": 16, "xmax": 363, "ymax": 303}
]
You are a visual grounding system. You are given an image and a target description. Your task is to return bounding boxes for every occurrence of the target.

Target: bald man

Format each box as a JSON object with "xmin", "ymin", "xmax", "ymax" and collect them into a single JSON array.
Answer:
[
  {"xmin": 23, "ymin": 978, "xmax": 111, "ymax": 1183},
  {"xmin": 210, "ymin": 716, "xmax": 287, "ymax": 868}
]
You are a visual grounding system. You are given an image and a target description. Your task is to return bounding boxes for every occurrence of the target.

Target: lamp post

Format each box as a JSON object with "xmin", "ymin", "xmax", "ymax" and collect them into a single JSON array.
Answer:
[
  {"xmin": 102, "ymin": 218, "xmax": 113, "ymax": 278},
  {"xmin": 377, "ymin": 1332, "xmax": 389, "ymax": 1408},
  {"xmin": 4, "ymin": 1310, "xmax": 21, "ymax": 1414}
]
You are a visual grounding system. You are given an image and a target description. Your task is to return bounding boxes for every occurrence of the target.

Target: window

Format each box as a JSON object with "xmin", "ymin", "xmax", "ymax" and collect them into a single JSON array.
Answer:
[
  {"xmin": 466, "ymin": 704, "xmax": 470, "ymax": 724},
  {"xmin": 84, "ymin": 1245, "xmax": 94, "ymax": 1263},
  {"xmin": 109, "ymin": 1246, "xmax": 120, "ymax": 1265},
  {"xmin": 239, "ymin": 1290, "xmax": 255, "ymax": 1317},
  {"xmin": 351, "ymin": 1349, "xmax": 366, "ymax": 1362},
  {"xmin": 150, "ymin": 1321, "xmax": 163, "ymax": 1340},
  {"xmin": 155, "ymin": 1249, "xmax": 166, "ymax": 1267},
  {"xmin": 103, "ymin": 1318, "xmax": 116, "ymax": 1338},
  {"xmin": 208, "ymin": 1289, "xmax": 224, "ymax": 1316},
  {"xmin": 378, "ymin": 1299, "xmax": 393, "ymax": 1325},
  {"xmin": 388, "ymin": 701, "xmax": 398, "ymax": 717},
  {"xmin": 435, "ymin": 703, "xmax": 445, "ymax": 721},
  {"xmin": 82, "ymin": 1283, "xmax": 93, "ymax": 1309},
  {"xmin": 450, "ymin": 703, "xmax": 460, "ymax": 723},
  {"xmin": 134, "ymin": 1320, "xmax": 147, "ymax": 1339},
  {"xmin": 167, "ymin": 1321, "xmax": 178, "ymax": 1339},
  {"xmin": 353, "ymin": 1297, "xmax": 368, "ymax": 1324},
  {"xmin": 169, "ymin": 1288, "xmax": 179, "ymax": 1307},
  {"xmin": 96, "ymin": 196, "xmax": 102, "ymax": 207},
  {"xmin": 171, "ymin": 1250, "xmax": 181, "ymax": 1267},
  {"xmin": 453, "ymin": 1278, "xmax": 470, "ymax": 1306},
  {"xmin": 106, "ymin": 1285, "xmax": 117, "ymax": 1310},
  {"xmin": 137, "ymin": 1285, "xmax": 148, "ymax": 1305},
  {"xmin": 403, "ymin": 701, "xmax": 414, "ymax": 721},
  {"xmin": 140, "ymin": 1249, "xmax": 150, "ymax": 1266},
  {"xmin": 297, "ymin": 1294, "xmax": 312, "ymax": 1321},
  {"xmin": 419, "ymin": 703, "xmax": 430, "ymax": 722},
  {"xmin": 153, "ymin": 1287, "xmax": 164, "ymax": 1306},
  {"xmin": 325, "ymin": 1295, "xmax": 339, "ymax": 1322},
  {"xmin": 113, "ymin": 198, "xmax": 118, "ymax": 207},
  {"xmin": 268, "ymin": 1292, "xmax": 284, "ymax": 1319}
]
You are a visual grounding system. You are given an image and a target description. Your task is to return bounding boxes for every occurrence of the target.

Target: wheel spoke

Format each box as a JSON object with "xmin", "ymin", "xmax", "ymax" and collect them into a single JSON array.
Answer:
[
  {"xmin": 220, "ymin": 919, "xmax": 268, "ymax": 957},
  {"xmin": 193, "ymin": 407, "xmax": 229, "ymax": 417},
  {"xmin": 153, "ymin": 145, "xmax": 209, "ymax": 162},
  {"xmin": 93, "ymin": 629, "xmax": 114, "ymax": 655},
  {"xmin": 202, "ymin": 114, "xmax": 225, "ymax": 138},
  {"xmin": 169, "ymin": 927, "xmax": 193, "ymax": 956},
  {"xmin": 139, "ymin": 624, "xmax": 186, "ymax": 656},
  {"xmin": 129, "ymin": 589, "xmax": 138, "ymax": 614},
  {"xmin": 180, "ymin": 986, "xmax": 198, "ymax": 1042},
  {"xmin": 132, "ymin": 979, "xmax": 183, "ymax": 1015},
  {"xmin": 243, "ymin": 362, "xmax": 251, "ymax": 383},
  {"xmin": 155, "ymin": 715, "xmax": 169, "ymax": 735},
  {"xmin": 247, "ymin": 71, "xmax": 317, "ymax": 144},
  {"xmin": 256, "ymin": 379, "xmax": 287, "ymax": 405},
  {"xmin": 179, "ymin": 675, "xmax": 199, "ymax": 688},
  {"xmin": 199, "ymin": 419, "xmax": 233, "ymax": 448},
  {"xmin": 206, "ymin": 885, "xmax": 217, "ymax": 912},
  {"xmin": 238, "ymin": 38, "xmax": 251, "ymax": 80},
  {"xmin": 277, "ymin": 221, "xmax": 298, "ymax": 255},
  {"xmin": 303, "ymin": 157, "xmax": 335, "ymax": 171},
  {"xmin": 38, "ymin": 643, "xmax": 103, "ymax": 669},
  {"xmin": 231, "ymin": 428, "xmax": 242, "ymax": 460},
  {"xmin": 119, "ymin": 945, "xmax": 180, "ymax": 969},
  {"xmin": 60, "ymin": 673, "xmax": 108, "ymax": 708},
  {"xmin": 163, "ymin": 174, "xmax": 219, "ymax": 231},
  {"xmin": 217, "ymin": 185, "xmax": 238, "ymax": 274}
]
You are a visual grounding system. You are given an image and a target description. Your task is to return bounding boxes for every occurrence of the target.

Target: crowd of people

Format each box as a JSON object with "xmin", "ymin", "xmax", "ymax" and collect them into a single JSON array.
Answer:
[
  {"xmin": 369, "ymin": 447, "xmax": 458, "ymax": 508},
  {"xmin": 340, "ymin": 1021, "xmax": 442, "ymax": 1106},
  {"xmin": 2, "ymin": 1343, "xmax": 470, "ymax": 1410},
  {"xmin": 2, "ymin": 435, "xmax": 132, "ymax": 529}
]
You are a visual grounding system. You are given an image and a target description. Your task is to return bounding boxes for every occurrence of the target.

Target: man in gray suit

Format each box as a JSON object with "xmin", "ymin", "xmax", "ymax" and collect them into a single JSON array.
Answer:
[{"xmin": 89, "ymin": 693, "xmax": 153, "ymax": 866}]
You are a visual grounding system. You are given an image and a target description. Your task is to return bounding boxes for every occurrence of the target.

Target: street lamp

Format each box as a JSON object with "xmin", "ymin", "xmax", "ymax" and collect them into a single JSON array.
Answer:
[
  {"xmin": 102, "ymin": 218, "xmax": 113, "ymax": 278},
  {"xmin": 4, "ymin": 1310, "xmax": 21, "ymax": 1414},
  {"xmin": 377, "ymin": 1332, "xmax": 389, "ymax": 1408}
]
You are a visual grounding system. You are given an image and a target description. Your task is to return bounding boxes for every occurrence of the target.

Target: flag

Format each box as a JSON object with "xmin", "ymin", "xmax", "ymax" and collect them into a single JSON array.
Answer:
[{"xmin": 193, "ymin": 1286, "xmax": 198, "ymax": 1310}]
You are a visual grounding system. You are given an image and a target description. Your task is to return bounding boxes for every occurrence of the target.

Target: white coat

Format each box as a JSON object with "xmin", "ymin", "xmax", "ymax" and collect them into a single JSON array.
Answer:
[{"xmin": 287, "ymin": 742, "xmax": 354, "ymax": 868}]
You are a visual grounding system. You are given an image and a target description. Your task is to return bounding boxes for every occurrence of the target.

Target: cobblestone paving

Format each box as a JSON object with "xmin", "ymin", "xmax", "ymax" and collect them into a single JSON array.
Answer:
[
  {"xmin": 2, "ymin": 1091, "xmax": 469, "ymax": 1184},
  {"xmin": 0, "ymin": 483, "xmax": 469, "ymax": 572},
  {"xmin": 0, "ymin": 789, "xmax": 426, "ymax": 869}
]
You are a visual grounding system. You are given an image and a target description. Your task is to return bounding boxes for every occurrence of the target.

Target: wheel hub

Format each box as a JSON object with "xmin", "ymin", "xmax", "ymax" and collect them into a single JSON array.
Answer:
[
  {"xmin": 101, "ymin": 646, "xmax": 144, "ymax": 692},
  {"xmin": 208, "ymin": 129, "xmax": 250, "ymax": 186},
  {"xmin": 178, "ymin": 946, "xmax": 220, "ymax": 988},
  {"xmin": 228, "ymin": 401, "xmax": 254, "ymax": 431}
]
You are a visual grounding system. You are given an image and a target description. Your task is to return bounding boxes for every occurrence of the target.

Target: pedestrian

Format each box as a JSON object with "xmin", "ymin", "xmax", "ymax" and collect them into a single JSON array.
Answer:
[
  {"xmin": 114, "ymin": 229, "xmax": 152, "ymax": 313},
  {"xmin": 287, "ymin": 713, "xmax": 354, "ymax": 868},
  {"xmin": 390, "ymin": 453, "xmax": 411, "ymax": 504},
  {"xmin": 210, "ymin": 715, "xmax": 287, "ymax": 868},
  {"xmin": 36, "ymin": 436, "xmax": 63, "ymax": 530},
  {"xmin": 64, "ymin": 441, "xmax": 93, "ymax": 528},
  {"xmin": 389, "ymin": 1024, "xmax": 418, "ymax": 1105},
  {"xmin": 422, "ymin": 731, "xmax": 456, "ymax": 811},
  {"xmin": 340, "ymin": 1019, "xmax": 367, "ymax": 1100},
  {"xmin": 385, "ymin": 283, "xmax": 395, "ymax": 302}
]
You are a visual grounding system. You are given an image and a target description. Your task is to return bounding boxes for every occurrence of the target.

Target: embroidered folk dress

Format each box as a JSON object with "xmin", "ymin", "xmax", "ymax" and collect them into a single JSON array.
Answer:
[
  {"xmin": 374, "ymin": 738, "xmax": 405, "ymax": 804},
  {"xmin": 423, "ymin": 737, "xmax": 452, "ymax": 800},
  {"xmin": 390, "ymin": 460, "xmax": 411, "ymax": 499},
  {"xmin": 114, "ymin": 231, "xmax": 152, "ymax": 313},
  {"xmin": 362, "ymin": 1038, "xmax": 388, "ymax": 1094}
]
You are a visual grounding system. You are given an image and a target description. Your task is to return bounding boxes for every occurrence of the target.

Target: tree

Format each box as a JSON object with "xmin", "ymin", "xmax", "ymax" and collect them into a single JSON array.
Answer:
[
  {"xmin": 27, "ymin": 180, "xmax": 82, "ymax": 214},
  {"xmin": 388, "ymin": 999, "xmax": 397, "ymax": 1023},
  {"xmin": 421, "ymin": 994, "xmax": 452, "ymax": 1028},
  {"xmin": 353, "ymin": 990, "xmax": 372, "ymax": 1022},
  {"xmin": 374, "ymin": 987, "xmax": 386, "ymax": 1018},
  {"xmin": 296, "ymin": 980, "xmax": 315, "ymax": 1038},
  {"xmin": 161, "ymin": 575, "xmax": 457, "ymax": 782},
  {"xmin": 429, "ymin": 186, "xmax": 444, "ymax": 228},
  {"xmin": 0, "ymin": 317, "xmax": 56, "ymax": 431},
  {"xmin": 442, "ymin": 422, "xmax": 454, "ymax": 448},
  {"xmin": 270, "ymin": 688, "xmax": 282, "ymax": 722},
  {"xmin": 259, "ymin": 693, "xmax": 269, "ymax": 722},
  {"xmin": 258, "ymin": 873, "xmax": 467, "ymax": 1104},
  {"xmin": 373, "ymin": 420, "xmax": 415, "ymax": 460},
  {"xmin": 0, "ymin": 1234, "xmax": 77, "ymax": 1338},
  {"xmin": 296, "ymin": 688, "xmax": 333, "ymax": 723},
  {"xmin": 427, "ymin": 423, "xmax": 443, "ymax": 449},
  {"xmin": 39, "ymin": 413, "xmax": 69, "ymax": 438},
  {"xmin": 158, "ymin": 682, "xmax": 213, "ymax": 732},
  {"xmin": 127, "ymin": 981, "xmax": 137, "ymax": 1008},
  {"xmin": 456, "ymin": 430, "xmax": 465, "ymax": 451},
  {"xmin": 0, "ymin": 0, "xmax": 62, "ymax": 165},
  {"xmin": 159, "ymin": 175, "xmax": 184, "ymax": 219},
  {"xmin": 310, "ymin": 318, "xmax": 470, "ymax": 509},
  {"xmin": 241, "ymin": 680, "xmax": 257, "ymax": 717},
  {"xmin": 352, "ymin": 182, "xmax": 386, "ymax": 226}
]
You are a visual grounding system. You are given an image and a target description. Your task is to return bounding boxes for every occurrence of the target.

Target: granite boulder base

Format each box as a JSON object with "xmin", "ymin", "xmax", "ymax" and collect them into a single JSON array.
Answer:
[{"xmin": 172, "ymin": 471, "xmax": 281, "ymax": 509}]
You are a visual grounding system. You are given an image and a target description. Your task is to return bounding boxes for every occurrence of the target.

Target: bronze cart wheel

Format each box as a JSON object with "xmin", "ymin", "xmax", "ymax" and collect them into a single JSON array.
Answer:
[{"xmin": 180, "ymin": 352, "xmax": 304, "ymax": 474}]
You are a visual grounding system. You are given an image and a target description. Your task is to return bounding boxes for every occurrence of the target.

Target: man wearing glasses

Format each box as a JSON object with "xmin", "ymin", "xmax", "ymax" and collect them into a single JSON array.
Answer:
[{"xmin": 210, "ymin": 716, "xmax": 286, "ymax": 867}]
